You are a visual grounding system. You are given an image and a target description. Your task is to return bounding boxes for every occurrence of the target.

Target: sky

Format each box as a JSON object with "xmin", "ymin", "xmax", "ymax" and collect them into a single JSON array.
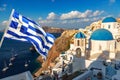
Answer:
[{"xmin": 0, "ymin": 0, "xmax": 120, "ymax": 30}]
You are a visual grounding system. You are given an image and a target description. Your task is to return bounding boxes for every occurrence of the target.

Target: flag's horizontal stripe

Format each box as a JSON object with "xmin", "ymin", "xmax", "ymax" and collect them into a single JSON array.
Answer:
[
  {"xmin": 28, "ymin": 25, "xmax": 44, "ymax": 35},
  {"xmin": 6, "ymin": 30, "xmax": 50, "ymax": 56},
  {"xmin": 7, "ymin": 30, "xmax": 51, "ymax": 50},
  {"xmin": 22, "ymin": 16, "xmax": 29, "ymax": 24},
  {"xmin": 32, "ymin": 43, "xmax": 47, "ymax": 59},
  {"xmin": 46, "ymin": 33, "xmax": 55, "ymax": 43},
  {"xmin": 17, "ymin": 27, "xmax": 51, "ymax": 50},
  {"xmin": 4, "ymin": 32, "xmax": 27, "ymax": 41},
  {"xmin": 7, "ymin": 26, "xmax": 53, "ymax": 50},
  {"xmin": 9, "ymin": 21, "xmax": 52, "ymax": 45},
  {"xmin": 27, "ymin": 36, "xmax": 47, "ymax": 56},
  {"xmin": 46, "ymin": 36, "xmax": 54, "ymax": 44}
]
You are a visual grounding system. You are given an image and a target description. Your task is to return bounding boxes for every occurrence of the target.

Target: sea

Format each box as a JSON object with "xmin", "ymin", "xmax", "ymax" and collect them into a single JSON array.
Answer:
[{"xmin": 0, "ymin": 32, "xmax": 61, "ymax": 79}]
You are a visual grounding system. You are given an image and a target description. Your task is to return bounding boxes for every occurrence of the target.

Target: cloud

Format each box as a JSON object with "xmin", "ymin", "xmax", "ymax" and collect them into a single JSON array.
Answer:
[
  {"xmin": 0, "ymin": 4, "xmax": 7, "ymax": 11},
  {"xmin": 47, "ymin": 12, "xmax": 58, "ymax": 20},
  {"xmin": 60, "ymin": 10, "xmax": 92, "ymax": 20},
  {"xmin": 2, "ymin": 20, "xmax": 8, "ymax": 26},
  {"xmin": 60, "ymin": 10, "xmax": 81, "ymax": 20},
  {"xmin": 93, "ymin": 10, "xmax": 104, "ymax": 17},
  {"xmin": 60, "ymin": 10, "xmax": 104, "ymax": 20},
  {"xmin": 38, "ymin": 10, "xmax": 105, "ymax": 29},
  {"xmin": 0, "ymin": 20, "xmax": 8, "ymax": 30}
]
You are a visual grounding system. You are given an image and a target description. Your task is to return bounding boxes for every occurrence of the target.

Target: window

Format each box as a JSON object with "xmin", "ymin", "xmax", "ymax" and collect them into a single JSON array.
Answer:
[
  {"xmin": 77, "ymin": 40, "xmax": 79, "ymax": 46},
  {"xmin": 108, "ymin": 25, "xmax": 110, "ymax": 29}
]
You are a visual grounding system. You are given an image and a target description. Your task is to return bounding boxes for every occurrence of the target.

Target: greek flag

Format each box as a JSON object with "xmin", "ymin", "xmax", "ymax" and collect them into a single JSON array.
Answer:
[{"xmin": 3, "ymin": 9, "xmax": 55, "ymax": 59}]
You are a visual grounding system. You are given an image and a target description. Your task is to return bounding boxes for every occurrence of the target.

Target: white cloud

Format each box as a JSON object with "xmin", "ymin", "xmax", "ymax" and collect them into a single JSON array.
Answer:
[
  {"xmin": 81, "ymin": 10, "xmax": 92, "ymax": 17},
  {"xmin": 60, "ymin": 10, "xmax": 81, "ymax": 20},
  {"xmin": 38, "ymin": 10, "xmax": 105, "ymax": 29},
  {"xmin": 93, "ymin": 10, "xmax": 104, "ymax": 16},
  {"xmin": 2, "ymin": 20, "xmax": 8, "ymax": 26},
  {"xmin": 0, "ymin": 20, "xmax": 8, "ymax": 30},
  {"xmin": 60, "ymin": 10, "xmax": 104, "ymax": 20},
  {"xmin": 0, "ymin": 4, "xmax": 7, "ymax": 11},
  {"xmin": 60, "ymin": 10, "xmax": 92, "ymax": 20},
  {"xmin": 47, "ymin": 12, "xmax": 58, "ymax": 20}
]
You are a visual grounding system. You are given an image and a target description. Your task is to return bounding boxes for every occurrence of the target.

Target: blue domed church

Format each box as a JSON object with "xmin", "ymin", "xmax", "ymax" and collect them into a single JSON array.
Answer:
[
  {"xmin": 90, "ymin": 28, "xmax": 115, "ymax": 59},
  {"xmin": 101, "ymin": 17, "xmax": 120, "ymax": 56},
  {"xmin": 101, "ymin": 17, "xmax": 120, "ymax": 39}
]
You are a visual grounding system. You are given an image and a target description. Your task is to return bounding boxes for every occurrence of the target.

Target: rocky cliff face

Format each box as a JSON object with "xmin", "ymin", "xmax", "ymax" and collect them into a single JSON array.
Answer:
[
  {"xmin": 34, "ymin": 30, "xmax": 78, "ymax": 77},
  {"xmin": 42, "ymin": 26, "xmax": 65, "ymax": 33}
]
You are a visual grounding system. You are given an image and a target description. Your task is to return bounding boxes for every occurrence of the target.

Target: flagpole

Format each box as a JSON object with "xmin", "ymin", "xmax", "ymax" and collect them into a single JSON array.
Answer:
[{"xmin": 0, "ymin": 9, "xmax": 15, "ymax": 48}]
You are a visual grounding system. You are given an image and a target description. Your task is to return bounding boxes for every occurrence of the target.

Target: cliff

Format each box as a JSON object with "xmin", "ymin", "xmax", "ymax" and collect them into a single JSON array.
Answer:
[
  {"xmin": 42, "ymin": 26, "xmax": 65, "ymax": 33},
  {"xmin": 34, "ymin": 30, "xmax": 78, "ymax": 77}
]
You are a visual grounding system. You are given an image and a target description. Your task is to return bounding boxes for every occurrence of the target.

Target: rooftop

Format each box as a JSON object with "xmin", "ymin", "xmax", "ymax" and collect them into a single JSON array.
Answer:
[
  {"xmin": 90, "ymin": 29, "xmax": 113, "ymax": 40},
  {"xmin": 102, "ymin": 17, "xmax": 117, "ymax": 23}
]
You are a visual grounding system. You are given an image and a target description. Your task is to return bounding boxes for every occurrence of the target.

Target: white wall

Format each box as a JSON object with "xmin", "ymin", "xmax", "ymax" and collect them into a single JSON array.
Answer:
[{"xmin": 90, "ymin": 40, "xmax": 115, "ymax": 56}]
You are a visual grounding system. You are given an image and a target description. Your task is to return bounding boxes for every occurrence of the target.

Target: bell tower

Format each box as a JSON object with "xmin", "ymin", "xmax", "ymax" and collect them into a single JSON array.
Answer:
[{"xmin": 74, "ymin": 32, "xmax": 86, "ymax": 57}]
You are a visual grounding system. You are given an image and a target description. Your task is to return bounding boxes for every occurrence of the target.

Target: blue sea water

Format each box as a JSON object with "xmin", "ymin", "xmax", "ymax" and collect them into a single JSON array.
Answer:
[{"xmin": 0, "ymin": 32, "xmax": 61, "ymax": 79}]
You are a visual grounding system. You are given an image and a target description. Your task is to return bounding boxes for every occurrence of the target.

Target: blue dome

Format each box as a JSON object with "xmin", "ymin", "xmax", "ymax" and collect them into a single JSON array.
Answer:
[
  {"xmin": 102, "ymin": 17, "xmax": 117, "ymax": 23},
  {"xmin": 90, "ymin": 29, "xmax": 113, "ymax": 40},
  {"xmin": 75, "ymin": 32, "xmax": 86, "ymax": 38}
]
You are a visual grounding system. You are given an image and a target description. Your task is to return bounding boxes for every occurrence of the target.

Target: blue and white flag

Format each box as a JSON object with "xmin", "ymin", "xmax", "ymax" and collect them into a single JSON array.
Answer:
[{"xmin": 3, "ymin": 9, "xmax": 55, "ymax": 59}]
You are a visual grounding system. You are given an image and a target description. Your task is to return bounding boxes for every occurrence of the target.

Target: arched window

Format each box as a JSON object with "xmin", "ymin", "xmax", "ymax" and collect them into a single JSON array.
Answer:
[
  {"xmin": 76, "ymin": 48, "xmax": 81, "ymax": 57},
  {"xmin": 77, "ymin": 40, "xmax": 79, "ymax": 46}
]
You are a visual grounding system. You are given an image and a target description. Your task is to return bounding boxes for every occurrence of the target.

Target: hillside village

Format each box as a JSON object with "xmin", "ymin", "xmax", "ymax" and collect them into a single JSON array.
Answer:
[{"xmin": 34, "ymin": 17, "xmax": 120, "ymax": 80}]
